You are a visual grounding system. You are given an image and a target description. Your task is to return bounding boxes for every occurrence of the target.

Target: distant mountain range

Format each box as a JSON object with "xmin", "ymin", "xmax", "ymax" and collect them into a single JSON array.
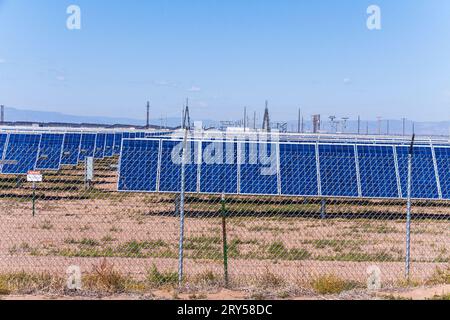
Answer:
[
  {"xmin": 2, "ymin": 106, "xmax": 449, "ymax": 136},
  {"xmin": 2, "ymin": 106, "xmax": 181, "ymax": 128}
]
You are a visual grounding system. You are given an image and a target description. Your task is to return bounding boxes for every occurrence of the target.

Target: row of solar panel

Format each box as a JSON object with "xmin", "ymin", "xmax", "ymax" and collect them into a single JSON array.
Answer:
[
  {"xmin": 118, "ymin": 139, "xmax": 450, "ymax": 200},
  {"xmin": 0, "ymin": 132, "xmax": 154, "ymax": 174}
]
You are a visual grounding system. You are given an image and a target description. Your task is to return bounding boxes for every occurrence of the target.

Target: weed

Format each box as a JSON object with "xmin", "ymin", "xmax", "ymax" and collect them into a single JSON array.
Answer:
[
  {"xmin": 147, "ymin": 264, "xmax": 178, "ymax": 287},
  {"xmin": 83, "ymin": 258, "xmax": 129, "ymax": 293},
  {"xmin": 311, "ymin": 274, "xmax": 359, "ymax": 295}
]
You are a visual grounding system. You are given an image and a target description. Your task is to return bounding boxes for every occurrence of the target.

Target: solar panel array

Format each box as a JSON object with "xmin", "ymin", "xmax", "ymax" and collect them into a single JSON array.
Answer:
[
  {"xmin": 118, "ymin": 138, "xmax": 450, "ymax": 200},
  {"xmin": 0, "ymin": 130, "xmax": 168, "ymax": 175}
]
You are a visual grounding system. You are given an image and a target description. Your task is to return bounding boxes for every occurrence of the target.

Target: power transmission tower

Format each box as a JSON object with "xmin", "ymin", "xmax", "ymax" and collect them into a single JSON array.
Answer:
[
  {"xmin": 183, "ymin": 98, "xmax": 191, "ymax": 130},
  {"xmin": 262, "ymin": 100, "xmax": 271, "ymax": 132}
]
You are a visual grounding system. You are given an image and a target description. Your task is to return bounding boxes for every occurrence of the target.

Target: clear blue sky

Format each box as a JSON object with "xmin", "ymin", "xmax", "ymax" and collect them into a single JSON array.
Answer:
[{"xmin": 0, "ymin": 0, "xmax": 449, "ymax": 122}]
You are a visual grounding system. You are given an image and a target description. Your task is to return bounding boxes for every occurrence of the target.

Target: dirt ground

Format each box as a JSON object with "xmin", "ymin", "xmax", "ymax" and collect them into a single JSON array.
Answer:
[{"xmin": 2, "ymin": 285, "xmax": 450, "ymax": 300}]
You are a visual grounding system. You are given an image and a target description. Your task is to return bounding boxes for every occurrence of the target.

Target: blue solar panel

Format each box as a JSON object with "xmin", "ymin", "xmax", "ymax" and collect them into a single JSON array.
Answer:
[
  {"xmin": 159, "ymin": 140, "xmax": 198, "ymax": 193},
  {"xmin": 200, "ymin": 141, "xmax": 238, "ymax": 194},
  {"xmin": 1, "ymin": 134, "xmax": 41, "ymax": 174},
  {"xmin": 396, "ymin": 146, "xmax": 439, "ymax": 199},
  {"xmin": 104, "ymin": 134, "xmax": 115, "ymax": 157},
  {"xmin": 61, "ymin": 133, "xmax": 81, "ymax": 165},
  {"xmin": 94, "ymin": 133, "xmax": 106, "ymax": 159},
  {"xmin": 79, "ymin": 133, "xmax": 96, "ymax": 161},
  {"xmin": 35, "ymin": 133, "xmax": 64, "ymax": 170},
  {"xmin": 118, "ymin": 139, "xmax": 159, "ymax": 192},
  {"xmin": 114, "ymin": 133, "xmax": 123, "ymax": 155},
  {"xmin": 116, "ymin": 138, "xmax": 450, "ymax": 200},
  {"xmin": 240, "ymin": 142, "xmax": 278, "ymax": 195},
  {"xmin": 357, "ymin": 145, "xmax": 399, "ymax": 198},
  {"xmin": 319, "ymin": 144, "xmax": 359, "ymax": 197},
  {"xmin": 435, "ymin": 147, "xmax": 450, "ymax": 199},
  {"xmin": 280, "ymin": 143, "xmax": 318, "ymax": 196},
  {"xmin": 0, "ymin": 134, "xmax": 8, "ymax": 157}
]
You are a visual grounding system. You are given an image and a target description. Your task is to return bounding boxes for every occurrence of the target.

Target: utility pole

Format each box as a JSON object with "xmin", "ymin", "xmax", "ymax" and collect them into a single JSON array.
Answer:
[
  {"xmin": 357, "ymin": 116, "xmax": 361, "ymax": 135},
  {"xmin": 341, "ymin": 117, "xmax": 349, "ymax": 134},
  {"xmin": 387, "ymin": 120, "xmax": 390, "ymax": 135},
  {"xmin": 298, "ymin": 108, "xmax": 301, "ymax": 133},
  {"xmin": 0, "ymin": 105, "xmax": 4, "ymax": 124},
  {"xmin": 377, "ymin": 117, "xmax": 382, "ymax": 135},
  {"xmin": 146, "ymin": 101, "xmax": 150, "ymax": 129},
  {"xmin": 402, "ymin": 118, "xmax": 407, "ymax": 136},
  {"xmin": 244, "ymin": 107, "xmax": 247, "ymax": 132},
  {"xmin": 253, "ymin": 111, "xmax": 256, "ymax": 130}
]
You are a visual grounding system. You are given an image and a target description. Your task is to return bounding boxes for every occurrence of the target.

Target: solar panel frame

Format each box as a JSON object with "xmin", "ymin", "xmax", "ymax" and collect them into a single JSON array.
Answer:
[
  {"xmin": 0, "ymin": 133, "xmax": 8, "ymax": 163},
  {"xmin": 356, "ymin": 144, "xmax": 400, "ymax": 199},
  {"xmin": 117, "ymin": 138, "xmax": 160, "ymax": 192},
  {"xmin": 35, "ymin": 133, "xmax": 65, "ymax": 171},
  {"xmin": 396, "ymin": 145, "xmax": 440, "ymax": 200},
  {"xmin": 1, "ymin": 133, "xmax": 42, "ymax": 175},
  {"xmin": 113, "ymin": 133, "xmax": 123, "ymax": 155},
  {"xmin": 279, "ymin": 143, "xmax": 319, "ymax": 197},
  {"xmin": 238, "ymin": 141, "xmax": 280, "ymax": 196},
  {"xmin": 317, "ymin": 144, "xmax": 360, "ymax": 198},
  {"xmin": 104, "ymin": 133, "xmax": 115, "ymax": 157},
  {"xmin": 78, "ymin": 133, "xmax": 97, "ymax": 161},
  {"xmin": 432, "ymin": 145, "xmax": 449, "ymax": 200},
  {"xmin": 199, "ymin": 140, "xmax": 239, "ymax": 194},
  {"xmin": 94, "ymin": 133, "xmax": 107, "ymax": 159},
  {"xmin": 158, "ymin": 139, "xmax": 199, "ymax": 193},
  {"xmin": 61, "ymin": 133, "xmax": 82, "ymax": 166}
]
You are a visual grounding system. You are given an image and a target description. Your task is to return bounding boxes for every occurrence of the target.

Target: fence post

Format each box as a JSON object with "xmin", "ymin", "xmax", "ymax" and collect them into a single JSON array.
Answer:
[
  {"xmin": 221, "ymin": 193, "xmax": 229, "ymax": 287},
  {"xmin": 405, "ymin": 134, "xmax": 415, "ymax": 279},
  {"xmin": 32, "ymin": 181, "xmax": 36, "ymax": 217},
  {"xmin": 178, "ymin": 130, "xmax": 188, "ymax": 287},
  {"xmin": 320, "ymin": 199, "xmax": 327, "ymax": 219}
]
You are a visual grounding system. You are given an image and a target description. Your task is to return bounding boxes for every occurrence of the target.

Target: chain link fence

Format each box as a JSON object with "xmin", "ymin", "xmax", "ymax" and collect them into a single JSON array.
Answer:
[{"xmin": 0, "ymin": 131, "xmax": 449, "ymax": 295}]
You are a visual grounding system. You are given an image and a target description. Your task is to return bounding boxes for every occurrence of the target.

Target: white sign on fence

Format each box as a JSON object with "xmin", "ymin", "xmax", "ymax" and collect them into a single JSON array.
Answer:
[{"xmin": 27, "ymin": 171, "xmax": 43, "ymax": 182}]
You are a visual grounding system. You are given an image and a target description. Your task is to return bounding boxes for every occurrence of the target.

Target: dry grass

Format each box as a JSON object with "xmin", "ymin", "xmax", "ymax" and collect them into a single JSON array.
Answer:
[
  {"xmin": 146, "ymin": 264, "xmax": 178, "ymax": 288},
  {"xmin": 257, "ymin": 268, "xmax": 286, "ymax": 289},
  {"xmin": 82, "ymin": 258, "xmax": 143, "ymax": 293},
  {"xmin": 311, "ymin": 274, "xmax": 360, "ymax": 295},
  {"xmin": 0, "ymin": 272, "xmax": 64, "ymax": 295},
  {"xmin": 426, "ymin": 265, "xmax": 450, "ymax": 285}
]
